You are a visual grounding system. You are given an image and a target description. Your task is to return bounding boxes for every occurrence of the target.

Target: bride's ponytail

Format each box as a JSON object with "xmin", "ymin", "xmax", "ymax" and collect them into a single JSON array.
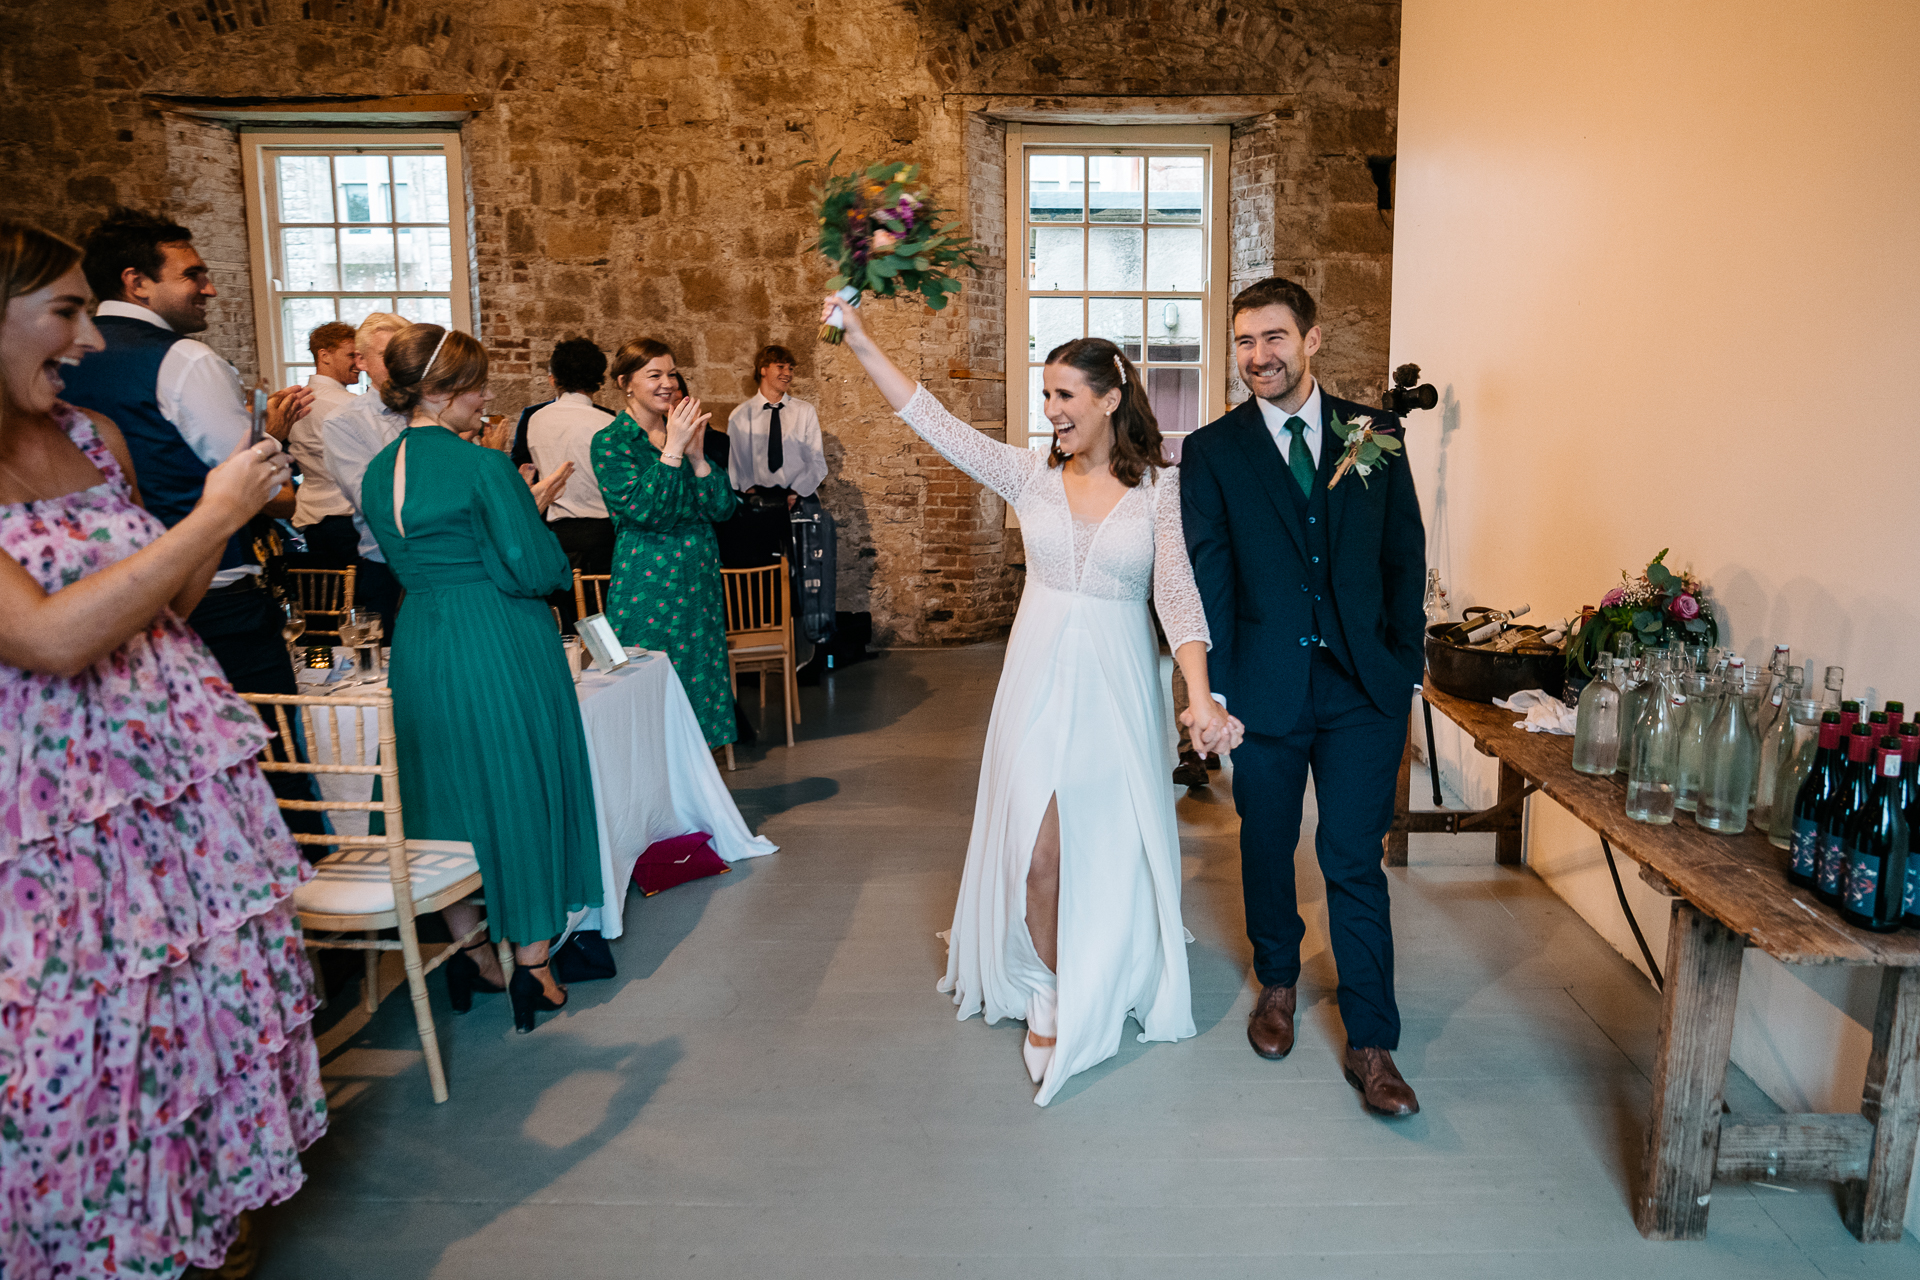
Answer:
[{"xmin": 1042, "ymin": 338, "xmax": 1169, "ymax": 487}]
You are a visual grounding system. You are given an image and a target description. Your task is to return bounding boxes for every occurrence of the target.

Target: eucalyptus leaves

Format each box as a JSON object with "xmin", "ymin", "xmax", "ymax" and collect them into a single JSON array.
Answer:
[{"xmin": 1327, "ymin": 412, "xmax": 1404, "ymax": 489}]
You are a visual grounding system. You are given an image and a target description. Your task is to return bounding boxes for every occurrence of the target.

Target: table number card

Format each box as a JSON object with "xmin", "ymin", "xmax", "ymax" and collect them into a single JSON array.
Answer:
[{"xmin": 575, "ymin": 613, "xmax": 630, "ymax": 671}]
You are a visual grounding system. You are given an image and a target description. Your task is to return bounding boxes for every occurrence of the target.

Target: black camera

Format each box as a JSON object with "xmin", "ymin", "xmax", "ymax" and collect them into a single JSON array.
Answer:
[{"xmin": 1380, "ymin": 363, "xmax": 1438, "ymax": 417}]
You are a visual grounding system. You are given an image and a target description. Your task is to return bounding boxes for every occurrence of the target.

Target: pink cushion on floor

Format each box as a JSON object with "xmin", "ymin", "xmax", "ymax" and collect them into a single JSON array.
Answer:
[{"xmin": 632, "ymin": 832, "xmax": 730, "ymax": 897}]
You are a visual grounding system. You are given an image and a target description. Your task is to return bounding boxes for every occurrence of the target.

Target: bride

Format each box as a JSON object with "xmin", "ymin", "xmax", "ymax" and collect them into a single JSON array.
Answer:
[{"xmin": 827, "ymin": 297, "xmax": 1241, "ymax": 1104}]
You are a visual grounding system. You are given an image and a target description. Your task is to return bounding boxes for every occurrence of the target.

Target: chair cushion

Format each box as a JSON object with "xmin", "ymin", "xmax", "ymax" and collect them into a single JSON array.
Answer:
[
  {"xmin": 293, "ymin": 838, "xmax": 479, "ymax": 918},
  {"xmin": 632, "ymin": 832, "xmax": 730, "ymax": 897}
]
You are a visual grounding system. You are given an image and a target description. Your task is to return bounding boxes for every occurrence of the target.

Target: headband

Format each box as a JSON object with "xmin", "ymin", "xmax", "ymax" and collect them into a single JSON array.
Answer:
[
  {"xmin": 1112, "ymin": 353, "xmax": 1128, "ymax": 386},
  {"xmin": 417, "ymin": 327, "xmax": 453, "ymax": 386}
]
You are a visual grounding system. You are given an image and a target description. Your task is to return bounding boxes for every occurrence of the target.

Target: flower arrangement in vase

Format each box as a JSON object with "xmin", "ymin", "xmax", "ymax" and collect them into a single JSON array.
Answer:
[
  {"xmin": 804, "ymin": 154, "xmax": 977, "ymax": 344},
  {"xmin": 1566, "ymin": 548, "xmax": 1717, "ymax": 678}
]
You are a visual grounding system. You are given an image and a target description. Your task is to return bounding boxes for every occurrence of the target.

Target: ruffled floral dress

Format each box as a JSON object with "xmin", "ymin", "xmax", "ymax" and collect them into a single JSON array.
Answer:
[{"xmin": 0, "ymin": 406, "xmax": 327, "ymax": 1279}]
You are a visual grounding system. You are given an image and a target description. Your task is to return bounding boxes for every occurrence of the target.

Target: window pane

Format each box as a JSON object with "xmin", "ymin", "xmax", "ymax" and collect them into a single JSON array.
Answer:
[
  {"xmin": 340, "ymin": 228, "xmax": 396, "ymax": 289},
  {"xmin": 1028, "ymin": 227, "xmax": 1083, "ymax": 292},
  {"xmin": 1148, "ymin": 156, "xmax": 1204, "ymax": 223},
  {"xmin": 1147, "ymin": 366, "xmax": 1201, "ymax": 434},
  {"xmin": 337, "ymin": 297, "xmax": 394, "ymax": 329},
  {"xmin": 1029, "ymin": 297, "xmax": 1082, "ymax": 360},
  {"xmin": 1028, "ymin": 366, "xmax": 1046, "ymax": 444},
  {"xmin": 390, "ymin": 154, "xmax": 451, "ymax": 223},
  {"xmin": 281, "ymin": 298, "xmax": 338, "ymax": 363},
  {"xmin": 397, "ymin": 227, "xmax": 453, "ymax": 291},
  {"xmin": 280, "ymin": 228, "xmax": 338, "ymax": 291},
  {"xmin": 1087, "ymin": 226, "xmax": 1143, "ymax": 290},
  {"xmin": 400, "ymin": 297, "xmax": 454, "ymax": 328},
  {"xmin": 1146, "ymin": 226, "xmax": 1203, "ymax": 292},
  {"xmin": 1148, "ymin": 298, "xmax": 1202, "ymax": 362},
  {"xmin": 276, "ymin": 155, "xmax": 332, "ymax": 223},
  {"xmin": 1028, "ymin": 154, "xmax": 1084, "ymax": 223},
  {"xmin": 335, "ymin": 155, "xmax": 392, "ymax": 223},
  {"xmin": 1088, "ymin": 155, "xmax": 1143, "ymax": 222},
  {"xmin": 1089, "ymin": 297, "xmax": 1142, "ymax": 361}
]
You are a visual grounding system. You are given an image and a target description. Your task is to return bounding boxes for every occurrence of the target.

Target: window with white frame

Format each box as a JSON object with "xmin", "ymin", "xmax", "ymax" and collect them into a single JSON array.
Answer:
[
  {"xmin": 241, "ymin": 130, "xmax": 474, "ymax": 389},
  {"xmin": 1006, "ymin": 125, "xmax": 1230, "ymax": 453}
]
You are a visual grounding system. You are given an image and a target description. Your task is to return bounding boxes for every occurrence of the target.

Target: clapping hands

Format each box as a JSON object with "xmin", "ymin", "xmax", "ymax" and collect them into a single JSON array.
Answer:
[{"xmin": 1180, "ymin": 700, "xmax": 1245, "ymax": 760}]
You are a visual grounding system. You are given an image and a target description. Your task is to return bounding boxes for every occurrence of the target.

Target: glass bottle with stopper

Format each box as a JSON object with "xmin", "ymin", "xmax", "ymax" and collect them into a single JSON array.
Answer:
[
  {"xmin": 1697, "ymin": 658, "xmax": 1761, "ymax": 834},
  {"xmin": 1627, "ymin": 690, "xmax": 1685, "ymax": 825},
  {"xmin": 1767, "ymin": 698, "xmax": 1825, "ymax": 850},
  {"xmin": 1572, "ymin": 655, "xmax": 1623, "ymax": 776}
]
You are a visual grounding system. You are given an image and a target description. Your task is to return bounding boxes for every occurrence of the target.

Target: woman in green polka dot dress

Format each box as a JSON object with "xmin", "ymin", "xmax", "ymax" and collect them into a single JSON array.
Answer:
[{"xmin": 591, "ymin": 338, "xmax": 739, "ymax": 749}]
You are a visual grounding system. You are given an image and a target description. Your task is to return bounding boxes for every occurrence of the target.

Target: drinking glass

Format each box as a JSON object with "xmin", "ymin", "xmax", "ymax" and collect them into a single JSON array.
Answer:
[
  {"xmin": 338, "ymin": 608, "xmax": 382, "ymax": 685},
  {"xmin": 279, "ymin": 598, "xmax": 307, "ymax": 653}
]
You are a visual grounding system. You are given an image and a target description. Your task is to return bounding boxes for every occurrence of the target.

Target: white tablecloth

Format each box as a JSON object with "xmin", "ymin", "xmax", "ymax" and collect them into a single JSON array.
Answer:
[{"xmin": 302, "ymin": 650, "xmax": 775, "ymax": 939}]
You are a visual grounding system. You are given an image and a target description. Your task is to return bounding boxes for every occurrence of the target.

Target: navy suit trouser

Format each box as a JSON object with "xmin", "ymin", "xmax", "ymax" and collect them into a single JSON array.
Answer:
[{"xmin": 1232, "ymin": 647, "xmax": 1405, "ymax": 1049}]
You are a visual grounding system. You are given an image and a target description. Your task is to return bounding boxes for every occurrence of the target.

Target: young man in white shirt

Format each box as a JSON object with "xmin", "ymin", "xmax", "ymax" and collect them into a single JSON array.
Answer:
[
  {"xmin": 726, "ymin": 344, "xmax": 827, "ymax": 564},
  {"xmin": 319, "ymin": 311, "xmax": 412, "ymax": 626},
  {"xmin": 288, "ymin": 320, "xmax": 361, "ymax": 568},
  {"xmin": 525, "ymin": 338, "xmax": 616, "ymax": 625}
]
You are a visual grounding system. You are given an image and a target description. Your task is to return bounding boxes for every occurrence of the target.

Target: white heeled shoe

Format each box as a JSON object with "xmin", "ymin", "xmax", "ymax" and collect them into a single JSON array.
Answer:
[{"xmin": 1024, "ymin": 987, "xmax": 1058, "ymax": 1084}]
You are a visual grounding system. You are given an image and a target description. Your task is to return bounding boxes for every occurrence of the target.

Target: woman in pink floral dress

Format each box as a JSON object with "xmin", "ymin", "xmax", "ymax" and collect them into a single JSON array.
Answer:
[{"xmin": 0, "ymin": 221, "xmax": 326, "ymax": 1278}]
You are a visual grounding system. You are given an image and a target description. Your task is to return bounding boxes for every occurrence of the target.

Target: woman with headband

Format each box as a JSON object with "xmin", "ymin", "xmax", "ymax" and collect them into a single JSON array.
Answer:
[
  {"xmin": 823, "ymin": 296, "xmax": 1242, "ymax": 1104},
  {"xmin": 361, "ymin": 322, "xmax": 601, "ymax": 1033}
]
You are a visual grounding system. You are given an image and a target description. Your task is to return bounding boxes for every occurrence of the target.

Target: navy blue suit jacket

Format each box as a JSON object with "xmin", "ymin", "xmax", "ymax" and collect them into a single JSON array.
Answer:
[{"xmin": 1180, "ymin": 391, "xmax": 1427, "ymax": 735}]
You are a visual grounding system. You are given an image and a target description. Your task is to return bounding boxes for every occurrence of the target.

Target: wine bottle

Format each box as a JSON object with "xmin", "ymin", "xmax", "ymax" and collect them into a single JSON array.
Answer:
[
  {"xmin": 1885, "ymin": 700, "xmax": 1905, "ymax": 735},
  {"xmin": 1788, "ymin": 710, "xmax": 1844, "ymax": 887},
  {"xmin": 1840, "ymin": 736, "xmax": 1910, "ymax": 932},
  {"xmin": 1901, "ymin": 724, "xmax": 1920, "ymax": 929},
  {"xmin": 1452, "ymin": 603, "xmax": 1531, "ymax": 646},
  {"xmin": 1815, "ymin": 724, "xmax": 1876, "ymax": 906},
  {"xmin": 1839, "ymin": 700, "xmax": 1861, "ymax": 738},
  {"xmin": 1572, "ymin": 656, "xmax": 1623, "ymax": 776},
  {"xmin": 1627, "ymin": 691, "xmax": 1685, "ymax": 825}
]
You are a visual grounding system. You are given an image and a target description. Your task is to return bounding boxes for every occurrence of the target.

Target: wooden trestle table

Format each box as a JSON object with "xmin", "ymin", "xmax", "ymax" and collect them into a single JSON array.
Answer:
[{"xmin": 1389, "ymin": 683, "xmax": 1920, "ymax": 1242}]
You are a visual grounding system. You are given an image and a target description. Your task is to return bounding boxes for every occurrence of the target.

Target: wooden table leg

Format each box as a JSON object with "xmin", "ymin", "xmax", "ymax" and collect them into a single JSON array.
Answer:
[
  {"xmin": 1842, "ymin": 966, "xmax": 1920, "ymax": 1242},
  {"xmin": 1636, "ymin": 901, "xmax": 1745, "ymax": 1240},
  {"xmin": 1495, "ymin": 761, "xmax": 1526, "ymax": 866},
  {"xmin": 1385, "ymin": 716, "xmax": 1415, "ymax": 868}
]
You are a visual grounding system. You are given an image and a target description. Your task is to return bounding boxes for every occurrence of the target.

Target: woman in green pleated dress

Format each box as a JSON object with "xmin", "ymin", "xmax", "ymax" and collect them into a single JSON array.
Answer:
[
  {"xmin": 362, "ymin": 323, "xmax": 602, "ymax": 1033},
  {"xmin": 592, "ymin": 338, "xmax": 739, "ymax": 749}
]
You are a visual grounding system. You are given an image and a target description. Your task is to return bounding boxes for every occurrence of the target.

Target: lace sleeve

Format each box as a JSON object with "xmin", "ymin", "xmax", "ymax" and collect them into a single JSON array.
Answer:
[
  {"xmin": 895, "ymin": 384, "xmax": 1039, "ymax": 506},
  {"xmin": 1150, "ymin": 468, "xmax": 1211, "ymax": 652}
]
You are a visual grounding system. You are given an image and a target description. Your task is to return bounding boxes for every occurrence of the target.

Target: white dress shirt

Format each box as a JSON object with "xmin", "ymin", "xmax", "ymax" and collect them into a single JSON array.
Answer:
[
  {"xmin": 1254, "ymin": 378, "xmax": 1324, "ymax": 469},
  {"xmin": 289, "ymin": 374, "xmax": 359, "ymax": 527},
  {"xmin": 527, "ymin": 392, "xmax": 615, "ymax": 521},
  {"xmin": 320, "ymin": 393, "xmax": 409, "ymax": 561},
  {"xmin": 726, "ymin": 392, "xmax": 827, "ymax": 497},
  {"xmin": 96, "ymin": 301, "xmax": 262, "ymax": 585}
]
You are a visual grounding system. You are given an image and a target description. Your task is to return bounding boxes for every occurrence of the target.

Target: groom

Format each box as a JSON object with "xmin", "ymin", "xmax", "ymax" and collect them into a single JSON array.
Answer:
[{"xmin": 1180, "ymin": 278, "xmax": 1427, "ymax": 1117}]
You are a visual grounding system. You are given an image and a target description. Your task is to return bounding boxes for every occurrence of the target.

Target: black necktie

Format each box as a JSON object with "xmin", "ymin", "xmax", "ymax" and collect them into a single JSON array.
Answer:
[{"xmin": 766, "ymin": 402, "xmax": 784, "ymax": 476}]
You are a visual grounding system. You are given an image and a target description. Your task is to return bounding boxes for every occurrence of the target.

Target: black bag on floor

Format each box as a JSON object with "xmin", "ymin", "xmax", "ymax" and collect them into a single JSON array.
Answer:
[{"xmin": 549, "ymin": 930, "xmax": 617, "ymax": 983}]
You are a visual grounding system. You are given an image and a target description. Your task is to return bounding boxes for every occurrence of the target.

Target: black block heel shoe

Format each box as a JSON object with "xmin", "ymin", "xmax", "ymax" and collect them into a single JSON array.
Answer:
[
  {"xmin": 446, "ymin": 942, "xmax": 505, "ymax": 1014},
  {"xmin": 508, "ymin": 961, "xmax": 567, "ymax": 1034}
]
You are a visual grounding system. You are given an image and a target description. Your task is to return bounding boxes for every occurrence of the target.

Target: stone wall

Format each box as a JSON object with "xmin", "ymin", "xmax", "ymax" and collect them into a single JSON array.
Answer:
[{"xmin": 1, "ymin": 0, "xmax": 1400, "ymax": 644}]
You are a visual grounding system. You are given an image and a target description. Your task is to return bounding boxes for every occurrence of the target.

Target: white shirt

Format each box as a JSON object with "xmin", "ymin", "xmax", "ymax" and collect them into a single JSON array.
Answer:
[
  {"xmin": 96, "ymin": 301, "xmax": 261, "ymax": 585},
  {"xmin": 1254, "ymin": 378, "xmax": 1324, "ymax": 469},
  {"xmin": 726, "ymin": 392, "xmax": 827, "ymax": 497},
  {"xmin": 289, "ymin": 374, "xmax": 359, "ymax": 526},
  {"xmin": 320, "ymin": 393, "xmax": 409, "ymax": 562},
  {"xmin": 527, "ymin": 392, "xmax": 615, "ymax": 521}
]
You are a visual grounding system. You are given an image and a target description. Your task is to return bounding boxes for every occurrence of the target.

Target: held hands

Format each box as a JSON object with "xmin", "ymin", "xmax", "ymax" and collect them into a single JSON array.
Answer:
[
  {"xmin": 201, "ymin": 436, "xmax": 292, "ymax": 532},
  {"xmin": 530, "ymin": 460, "xmax": 575, "ymax": 514},
  {"xmin": 1180, "ymin": 701, "xmax": 1245, "ymax": 759},
  {"xmin": 263, "ymin": 386, "xmax": 314, "ymax": 442}
]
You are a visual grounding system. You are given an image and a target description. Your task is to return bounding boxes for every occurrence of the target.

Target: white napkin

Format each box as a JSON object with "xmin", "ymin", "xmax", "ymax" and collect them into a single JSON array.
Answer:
[{"xmin": 1493, "ymin": 689, "xmax": 1578, "ymax": 735}]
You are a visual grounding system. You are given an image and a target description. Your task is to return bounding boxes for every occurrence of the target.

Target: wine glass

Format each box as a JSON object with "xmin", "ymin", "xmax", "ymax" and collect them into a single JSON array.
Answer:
[{"xmin": 279, "ymin": 597, "xmax": 307, "ymax": 654}]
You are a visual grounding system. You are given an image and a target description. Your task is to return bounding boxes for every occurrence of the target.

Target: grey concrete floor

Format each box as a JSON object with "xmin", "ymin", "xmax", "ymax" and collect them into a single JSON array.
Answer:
[{"xmin": 256, "ymin": 644, "xmax": 1919, "ymax": 1277}]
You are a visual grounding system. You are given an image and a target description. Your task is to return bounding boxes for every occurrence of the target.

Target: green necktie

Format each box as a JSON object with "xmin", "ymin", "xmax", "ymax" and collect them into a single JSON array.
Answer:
[{"xmin": 1283, "ymin": 415, "xmax": 1314, "ymax": 496}]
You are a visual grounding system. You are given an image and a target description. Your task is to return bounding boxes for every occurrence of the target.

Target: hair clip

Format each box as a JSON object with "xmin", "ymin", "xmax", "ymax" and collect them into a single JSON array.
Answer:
[
  {"xmin": 1112, "ymin": 353, "xmax": 1127, "ymax": 386},
  {"xmin": 418, "ymin": 327, "xmax": 452, "ymax": 385}
]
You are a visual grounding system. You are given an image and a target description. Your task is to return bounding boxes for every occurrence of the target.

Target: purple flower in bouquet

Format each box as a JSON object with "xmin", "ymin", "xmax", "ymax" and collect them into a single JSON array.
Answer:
[
  {"xmin": 1668, "ymin": 593, "xmax": 1700, "ymax": 621},
  {"xmin": 1600, "ymin": 586, "xmax": 1625, "ymax": 608}
]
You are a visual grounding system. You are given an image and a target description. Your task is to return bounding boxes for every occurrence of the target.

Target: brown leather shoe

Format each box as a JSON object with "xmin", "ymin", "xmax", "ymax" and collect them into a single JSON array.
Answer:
[
  {"xmin": 1246, "ymin": 983, "xmax": 1297, "ymax": 1059},
  {"xmin": 1343, "ymin": 1045, "xmax": 1420, "ymax": 1117},
  {"xmin": 1171, "ymin": 751, "xmax": 1210, "ymax": 787}
]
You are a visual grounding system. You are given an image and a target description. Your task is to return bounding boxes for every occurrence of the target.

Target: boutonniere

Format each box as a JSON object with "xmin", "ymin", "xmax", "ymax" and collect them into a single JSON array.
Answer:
[{"xmin": 1327, "ymin": 413, "xmax": 1404, "ymax": 490}]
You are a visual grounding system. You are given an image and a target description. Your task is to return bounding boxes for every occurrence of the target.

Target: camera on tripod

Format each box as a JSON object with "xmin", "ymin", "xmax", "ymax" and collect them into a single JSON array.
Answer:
[{"xmin": 1380, "ymin": 363, "xmax": 1438, "ymax": 417}]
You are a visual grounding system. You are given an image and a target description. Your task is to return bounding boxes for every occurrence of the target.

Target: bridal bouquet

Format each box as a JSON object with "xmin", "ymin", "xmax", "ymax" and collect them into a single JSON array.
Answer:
[
  {"xmin": 806, "ymin": 154, "xmax": 977, "ymax": 343},
  {"xmin": 1565, "ymin": 548, "xmax": 1718, "ymax": 677}
]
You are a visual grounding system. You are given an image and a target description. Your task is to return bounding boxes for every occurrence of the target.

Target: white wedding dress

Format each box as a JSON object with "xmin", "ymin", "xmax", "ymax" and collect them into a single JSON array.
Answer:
[{"xmin": 898, "ymin": 386, "xmax": 1206, "ymax": 1105}]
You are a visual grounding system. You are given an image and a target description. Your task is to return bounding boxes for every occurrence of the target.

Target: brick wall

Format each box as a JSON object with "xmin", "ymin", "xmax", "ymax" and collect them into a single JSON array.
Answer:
[{"xmin": 1, "ymin": 0, "xmax": 1400, "ymax": 644}]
